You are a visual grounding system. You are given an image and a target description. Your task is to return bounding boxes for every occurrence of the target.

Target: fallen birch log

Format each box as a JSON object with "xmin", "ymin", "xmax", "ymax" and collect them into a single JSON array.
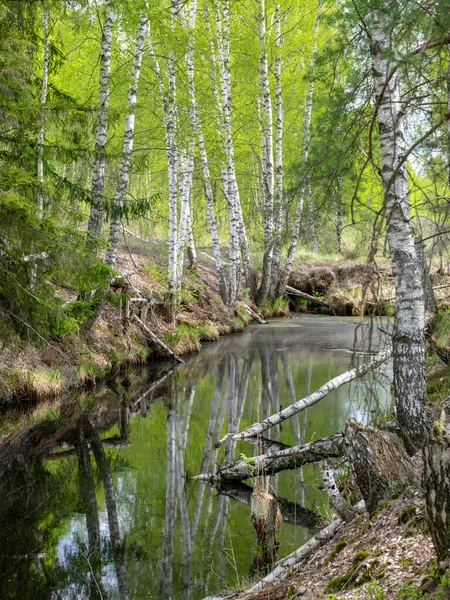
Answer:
[
  {"xmin": 193, "ymin": 434, "xmax": 344, "ymax": 482},
  {"xmin": 285, "ymin": 285, "xmax": 329, "ymax": 306},
  {"xmin": 217, "ymin": 344, "xmax": 392, "ymax": 446},
  {"xmin": 321, "ymin": 462, "xmax": 355, "ymax": 522},
  {"xmin": 242, "ymin": 303, "xmax": 266, "ymax": 324},
  {"xmin": 132, "ymin": 315, "xmax": 184, "ymax": 363}
]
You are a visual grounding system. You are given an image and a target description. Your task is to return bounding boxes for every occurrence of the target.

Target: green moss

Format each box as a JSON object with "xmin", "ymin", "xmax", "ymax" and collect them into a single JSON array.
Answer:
[
  {"xmin": 353, "ymin": 550, "xmax": 371, "ymax": 565},
  {"xmin": 324, "ymin": 570, "xmax": 360, "ymax": 594},
  {"xmin": 398, "ymin": 505, "xmax": 417, "ymax": 525},
  {"xmin": 325, "ymin": 538, "xmax": 347, "ymax": 564},
  {"xmin": 324, "ymin": 559, "xmax": 383, "ymax": 594}
]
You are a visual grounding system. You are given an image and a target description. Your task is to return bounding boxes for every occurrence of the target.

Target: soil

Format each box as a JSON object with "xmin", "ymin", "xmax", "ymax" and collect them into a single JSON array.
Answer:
[{"xmin": 229, "ymin": 485, "xmax": 439, "ymax": 600}]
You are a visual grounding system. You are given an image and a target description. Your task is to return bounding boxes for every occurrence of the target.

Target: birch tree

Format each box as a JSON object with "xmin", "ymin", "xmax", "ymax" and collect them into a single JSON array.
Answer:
[
  {"xmin": 215, "ymin": 0, "xmax": 255, "ymax": 301},
  {"xmin": 278, "ymin": 0, "xmax": 322, "ymax": 297},
  {"xmin": 105, "ymin": 13, "xmax": 149, "ymax": 270},
  {"xmin": 269, "ymin": 4, "xmax": 284, "ymax": 299},
  {"xmin": 254, "ymin": 0, "xmax": 275, "ymax": 305},
  {"xmin": 368, "ymin": 1, "xmax": 429, "ymax": 453},
  {"xmin": 37, "ymin": 5, "xmax": 49, "ymax": 219},
  {"xmin": 87, "ymin": 0, "xmax": 115, "ymax": 248}
]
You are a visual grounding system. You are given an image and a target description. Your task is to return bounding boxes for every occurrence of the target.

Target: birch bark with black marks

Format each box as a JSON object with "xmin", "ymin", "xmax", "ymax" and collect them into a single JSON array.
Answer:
[
  {"xmin": 217, "ymin": 344, "xmax": 392, "ymax": 445},
  {"xmin": 370, "ymin": 3, "xmax": 429, "ymax": 453},
  {"xmin": 37, "ymin": 5, "xmax": 49, "ymax": 218},
  {"xmin": 215, "ymin": 0, "xmax": 254, "ymax": 300},
  {"xmin": 270, "ymin": 4, "xmax": 284, "ymax": 299},
  {"xmin": 423, "ymin": 412, "xmax": 450, "ymax": 563},
  {"xmin": 193, "ymin": 434, "xmax": 344, "ymax": 483},
  {"xmin": 278, "ymin": 0, "xmax": 322, "ymax": 296},
  {"xmin": 87, "ymin": 0, "xmax": 115, "ymax": 246},
  {"xmin": 105, "ymin": 14, "xmax": 149, "ymax": 269},
  {"xmin": 255, "ymin": 0, "xmax": 274, "ymax": 305}
]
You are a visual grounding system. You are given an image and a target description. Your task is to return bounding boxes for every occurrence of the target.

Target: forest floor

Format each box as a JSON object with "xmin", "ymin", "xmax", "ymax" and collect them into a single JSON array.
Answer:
[
  {"xmin": 226, "ymin": 482, "xmax": 446, "ymax": 600},
  {"xmin": 1, "ymin": 243, "xmax": 449, "ymax": 405}
]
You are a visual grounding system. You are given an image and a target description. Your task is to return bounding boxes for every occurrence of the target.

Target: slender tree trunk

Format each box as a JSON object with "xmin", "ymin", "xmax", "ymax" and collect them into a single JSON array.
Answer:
[
  {"xmin": 87, "ymin": 0, "xmax": 115, "ymax": 246},
  {"xmin": 270, "ymin": 4, "xmax": 284, "ymax": 299},
  {"xmin": 166, "ymin": 2, "xmax": 180, "ymax": 311},
  {"xmin": 307, "ymin": 180, "xmax": 318, "ymax": 253},
  {"xmin": 37, "ymin": 5, "xmax": 49, "ymax": 218},
  {"xmin": 447, "ymin": 61, "xmax": 450, "ymax": 184},
  {"xmin": 105, "ymin": 14, "xmax": 148, "ymax": 269},
  {"xmin": 278, "ymin": 0, "xmax": 322, "ymax": 296},
  {"xmin": 255, "ymin": 0, "xmax": 274, "ymax": 305},
  {"xmin": 335, "ymin": 175, "xmax": 343, "ymax": 254},
  {"xmin": 215, "ymin": 0, "xmax": 254, "ymax": 300},
  {"xmin": 370, "ymin": 4, "xmax": 429, "ymax": 453},
  {"xmin": 148, "ymin": 17, "xmax": 179, "ymax": 313}
]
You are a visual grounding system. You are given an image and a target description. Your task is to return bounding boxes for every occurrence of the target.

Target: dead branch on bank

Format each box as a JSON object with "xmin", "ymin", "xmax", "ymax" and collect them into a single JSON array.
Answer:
[{"xmin": 132, "ymin": 315, "xmax": 184, "ymax": 363}]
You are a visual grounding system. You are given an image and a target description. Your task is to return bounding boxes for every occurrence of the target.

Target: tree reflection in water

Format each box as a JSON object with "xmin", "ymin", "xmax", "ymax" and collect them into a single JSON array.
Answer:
[{"xmin": 0, "ymin": 317, "xmax": 392, "ymax": 599}]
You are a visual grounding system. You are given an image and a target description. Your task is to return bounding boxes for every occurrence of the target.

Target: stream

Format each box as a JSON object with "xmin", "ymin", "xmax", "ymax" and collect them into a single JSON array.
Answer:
[{"xmin": 0, "ymin": 315, "xmax": 392, "ymax": 600}]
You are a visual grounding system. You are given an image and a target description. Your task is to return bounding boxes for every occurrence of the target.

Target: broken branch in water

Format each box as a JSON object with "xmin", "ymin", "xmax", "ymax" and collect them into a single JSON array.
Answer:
[
  {"xmin": 192, "ymin": 434, "xmax": 344, "ymax": 482},
  {"xmin": 217, "ymin": 344, "xmax": 392, "ymax": 446}
]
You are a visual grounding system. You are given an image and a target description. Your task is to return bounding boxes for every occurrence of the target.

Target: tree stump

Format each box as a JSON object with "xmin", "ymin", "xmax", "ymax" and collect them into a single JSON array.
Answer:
[
  {"xmin": 344, "ymin": 418, "xmax": 416, "ymax": 512},
  {"xmin": 250, "ymin": 487, "xmax": 282, "ymax": 575},
  {"xmin": 423, "ymin": 411, "xmax": 450, "ymax": 563}
]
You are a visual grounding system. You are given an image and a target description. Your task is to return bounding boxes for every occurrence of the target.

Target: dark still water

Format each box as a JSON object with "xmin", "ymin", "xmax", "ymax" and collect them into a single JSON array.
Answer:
[{"xmin": 0, "ymin": 315, "xmax": 392, "ymax": 600}]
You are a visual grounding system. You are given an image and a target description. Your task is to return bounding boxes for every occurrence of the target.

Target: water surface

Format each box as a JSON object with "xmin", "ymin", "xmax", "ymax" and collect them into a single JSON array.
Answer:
[{"xmin": 0, "ymin": 315, "xmax": 392, "ymax": 599}]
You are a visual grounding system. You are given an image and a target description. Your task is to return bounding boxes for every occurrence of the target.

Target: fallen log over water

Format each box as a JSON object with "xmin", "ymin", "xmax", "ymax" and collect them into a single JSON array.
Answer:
[
  {"xmin": 285, "ymin": 285, "xmax": 329, "ymax": 306},
  {"xmin": 217, "ymin": 344, "xmax": 392, "ymax": 446},
  {"xmin": 192, "ymin": 434, "xmax": 344, "ymax": 482}
]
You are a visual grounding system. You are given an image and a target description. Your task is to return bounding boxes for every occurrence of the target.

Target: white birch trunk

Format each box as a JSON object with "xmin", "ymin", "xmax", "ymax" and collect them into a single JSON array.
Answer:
[
  {"xmin": 215, "ymin": 0, "xmax": 254, "ymax": 300},
  {"xmin": 217, "ymin": 344, "xmax": 392, "ymax": 445},
  {"xmin": 166, "ymin": 2, "xmax": 180, "ymax": 310},
  {"xmin": 198, "ymin": 126, "xmax": 228, "ymax": 301},
  {"xmin": 255, "ymin": 0, "xmax": 275, "ymax": 304},
  {"xmin": 270, "ymin": 4, "xmax": 284, "ymax": 299},
  {"xmin": 87, "ymin": 0, "xmax": 115, "ymax": 244},
  {"xmin": 149, "ymin": 14, "xmax": 179, "ymax": 311},
  {"xmin": 370, "ymin": 4, "xmax": 429, "ymax": 453},
  {"xmin": 37, "ymin": 6, "xmax": 49, "ymax": 218},
  {"xmin": 175, "ymin": 0, "xmax": 197, "ymax": 292},
  {"xmin": 105, "ymin": 14, "xmax": 148, "ymax": 269},
  {"xmin": 278, "ymin": 0, "xmax": 322, "ymax": 295}
]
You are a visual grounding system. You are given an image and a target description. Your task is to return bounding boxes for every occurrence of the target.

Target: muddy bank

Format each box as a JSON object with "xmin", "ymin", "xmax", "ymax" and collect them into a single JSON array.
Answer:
[
  {"xmin": 287, "ymin": 259, "xmax": 450, "ymax": 316},
  {"xmin": 0, "ymin": 247, "xmax": 288, "ymax": 405}
]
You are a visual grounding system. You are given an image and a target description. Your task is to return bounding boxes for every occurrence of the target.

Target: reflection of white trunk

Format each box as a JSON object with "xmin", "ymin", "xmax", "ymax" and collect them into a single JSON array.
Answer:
[
  {"xmin": 278, "ymin": 0, "xmax": 322, "ymax": 294},
  {"xmin": 105, "ymin": 14, "xmax": 148, "ymax": 269},
  {"xmin": 37, "ymin": 6, "xmax": 49, "ymax": 218},
  {"xmin": 370, "ymin": 5, "xmax": 428, "ymax": 454},
  {"xmin": 255, "ymin": 0, "xmax": 274, "ymax": 304},
  {"xmin": 159, "ymin": 409, "xmax": 177, "ymax": 599},
  {"xmin": 270, "ymin": 4, "xmax": 284, "ymax": 298},
  {"xmin": 87, "ymin": 422, "xmax": 129, "ymax": 600},
  {"xmin": 219, "ymin": 344, "xmax": 392, "ymax": 444},
  {"xmin": 87, "ymin": 0, "xmax": 115, "ymax": 244}
]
